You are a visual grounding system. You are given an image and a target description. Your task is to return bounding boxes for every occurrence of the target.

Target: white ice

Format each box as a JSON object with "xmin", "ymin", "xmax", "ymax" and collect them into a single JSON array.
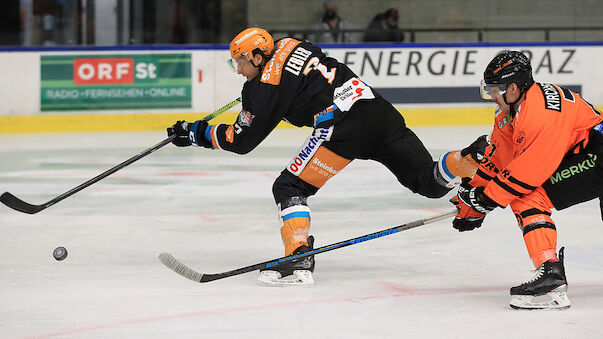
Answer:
[{"xmin": 1, "ymin": 126, "xmax": 602, "ymax": 339}]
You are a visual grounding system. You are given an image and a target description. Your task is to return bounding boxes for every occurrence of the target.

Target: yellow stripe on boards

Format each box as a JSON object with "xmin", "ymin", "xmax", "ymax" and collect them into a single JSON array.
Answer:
[
  {"xmin": 0, "ymin": 112, "xmax": 241, "ymax": 134},
  {"xmin": 401, "ymin": 107, "xmax": 493, "ymax": 126},
  {"xmin": 1, "ymin": 106, "xmax": 600, "ymax": 133}
]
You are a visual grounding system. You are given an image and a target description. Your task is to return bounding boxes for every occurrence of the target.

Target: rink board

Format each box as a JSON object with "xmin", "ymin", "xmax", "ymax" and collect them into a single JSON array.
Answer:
[{"xmin": 0, "ymin": 42, "xmax": 602, "ymax": 133}]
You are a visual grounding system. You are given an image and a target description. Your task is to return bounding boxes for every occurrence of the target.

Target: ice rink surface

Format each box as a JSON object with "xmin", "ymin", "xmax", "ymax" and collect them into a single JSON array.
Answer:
[{"xmin": 1, "ymin": 126, "xmax": 602, "ymax": 339}]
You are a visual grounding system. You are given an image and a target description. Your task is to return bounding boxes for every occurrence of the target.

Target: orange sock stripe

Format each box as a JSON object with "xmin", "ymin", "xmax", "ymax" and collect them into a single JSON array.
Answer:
[
  {"xmin": 522, "ymin": 225, "xmax": 557, "ymax": 268},
  {"xmin": 209, "ymin": 125, "xmax": 221, "ymax": 149},
  {"xmin": 531, "ymin": 249, "xmax": 558, "ymax": 268},
  {"xmin": 444, "ymin": 151, "xmax": 479, "ymax": 178},
  {"xmin": 280, "ymin": 217, "xmax": 310, "ymax": 255}
]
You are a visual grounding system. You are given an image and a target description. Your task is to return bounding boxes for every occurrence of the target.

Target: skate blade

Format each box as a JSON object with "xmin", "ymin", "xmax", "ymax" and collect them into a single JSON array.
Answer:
[
  {"xmin": 257, "ymin": 270, "xmax": 314, "ymax": 287},
  {"xmin": 510, "ymin": 289, "xmax": 571, "ymax": 310}
]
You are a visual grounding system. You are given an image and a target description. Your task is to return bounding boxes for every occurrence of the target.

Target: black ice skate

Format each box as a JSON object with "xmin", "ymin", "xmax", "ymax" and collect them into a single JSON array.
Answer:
[
  {"xmin": 257, "ymin": 236, "xmax": 315, "ymax": 286},
  {"xmin": 510, "ymin": 247, "xmax": 570, "ymax": 310}
]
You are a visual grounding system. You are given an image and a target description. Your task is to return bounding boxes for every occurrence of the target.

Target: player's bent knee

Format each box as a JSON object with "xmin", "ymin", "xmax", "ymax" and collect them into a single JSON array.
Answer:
[{"xmin": 272, "ymin": 171, "xmax": 318, "ymax": 204}]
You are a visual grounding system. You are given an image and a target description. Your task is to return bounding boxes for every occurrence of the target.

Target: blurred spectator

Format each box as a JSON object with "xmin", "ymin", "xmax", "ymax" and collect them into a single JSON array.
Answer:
[
  {"xmin": 0, "ymin": 0, "xmax": 20, "ymax": 45},
  {"xmin": 363, "ymin": 8, "xmax": 403, "ymax": 42},
  {"xmin": 313, "ymin": 1, "xmax": 349, "ymax": 43}
]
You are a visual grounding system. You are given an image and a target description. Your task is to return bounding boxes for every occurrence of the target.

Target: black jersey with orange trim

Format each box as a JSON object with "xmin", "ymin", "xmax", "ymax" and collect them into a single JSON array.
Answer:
[
  {"xmin": 206, "ymin": 37, "xmax": 378, "ymax": 154},
  {"xmin": 474, "ymin": 83, "xmax": 603, "ymax": 207}
]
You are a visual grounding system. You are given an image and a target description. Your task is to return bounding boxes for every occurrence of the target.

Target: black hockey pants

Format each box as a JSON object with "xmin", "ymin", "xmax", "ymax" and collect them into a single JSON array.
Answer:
[
  {"xmin": 272, "ymin": 97, "xmax": 450, "ymax": 204},
  {"xmin": 543, "ymin": 126, "xmax": 603, "ymax": 221}
]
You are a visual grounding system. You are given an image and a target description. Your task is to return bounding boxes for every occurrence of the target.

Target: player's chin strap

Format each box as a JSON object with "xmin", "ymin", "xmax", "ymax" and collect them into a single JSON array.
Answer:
[
  {"xmin": 251, "ymin": 50, "xmax": 274, "ymax": 72},
  {"xmin": 250, "ymin": 59, "xmax": 262, "ymax": 69},
  {"xmin": 503, "ymin": 90, "xmax": 524, "ymax": 119}
]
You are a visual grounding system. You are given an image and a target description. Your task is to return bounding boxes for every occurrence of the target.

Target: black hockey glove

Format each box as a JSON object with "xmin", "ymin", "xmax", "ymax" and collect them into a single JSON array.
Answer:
[
  {"xmin": 167, "ymin": 120, "xmax": 212, "ymax": 148},
  {"xmin": 450, "ymin": 178, "xmax": 498, "ymax": 232},
  {"xmin": 460, "ymin": 134, "xmax": 489, "ymax": 163}
]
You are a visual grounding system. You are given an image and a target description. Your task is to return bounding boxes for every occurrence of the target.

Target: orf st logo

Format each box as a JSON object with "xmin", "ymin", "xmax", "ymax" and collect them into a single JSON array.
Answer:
[
  {"xmin": 74, "ymin": 57, "xmax": 159, "ymax": 85},
  {"xmin": 74, "ymin": 58, "xmax": 135, "ymax": 85}
]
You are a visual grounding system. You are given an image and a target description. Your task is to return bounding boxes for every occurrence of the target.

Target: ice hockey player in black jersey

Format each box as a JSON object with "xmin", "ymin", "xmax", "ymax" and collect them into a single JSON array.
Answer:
[{"xmin": 167, "ymin": 27, "xmax": 485, "ymax": 286}]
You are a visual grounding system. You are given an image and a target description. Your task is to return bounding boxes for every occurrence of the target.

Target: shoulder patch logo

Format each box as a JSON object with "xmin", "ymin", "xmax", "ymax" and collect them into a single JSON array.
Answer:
[
  {"xmin": 237, "ymin": 110, "xmax": 255, "ymax": 127},
  {"xmin": 333, "ymin": 77, "xmax": 375, "ymax": 112}
]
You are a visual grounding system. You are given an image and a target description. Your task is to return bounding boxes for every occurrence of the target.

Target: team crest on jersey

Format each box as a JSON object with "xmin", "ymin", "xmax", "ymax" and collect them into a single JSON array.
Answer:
[
  {"xmin": 514, "ymin": 131, "xmax": 527, "ymax": 156},
  {"xmin": 515, "ymin": 131, "xmax": 526, "ymax": 147},
  {"xmin": 237, "ymin": 110, "xmax": 255, "ymax": 127}
]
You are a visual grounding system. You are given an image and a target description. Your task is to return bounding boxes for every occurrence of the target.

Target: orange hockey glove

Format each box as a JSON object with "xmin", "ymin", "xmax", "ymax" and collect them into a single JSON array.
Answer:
[{"xmin": 450, "ymin": 178, "xmax": 498, "ymax": 232}]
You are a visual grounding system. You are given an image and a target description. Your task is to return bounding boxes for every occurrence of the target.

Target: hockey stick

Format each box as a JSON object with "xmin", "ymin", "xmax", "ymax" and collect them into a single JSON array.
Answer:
[
  {"xmin": 159, "ymin": 209, "xmax": 457, "ymax": 283},
  {"xmin": 0, "ymin": 97, "xmax": 241, "ymax": 214}
]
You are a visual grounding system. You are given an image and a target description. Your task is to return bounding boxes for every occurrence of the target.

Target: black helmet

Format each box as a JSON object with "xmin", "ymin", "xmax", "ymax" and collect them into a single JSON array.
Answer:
[{"xmin": 483, "ymin": 50, "xmax": 534, "ymax": 92}]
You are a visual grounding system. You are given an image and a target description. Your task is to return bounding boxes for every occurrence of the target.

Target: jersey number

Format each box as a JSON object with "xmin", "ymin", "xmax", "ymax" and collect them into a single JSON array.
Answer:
[
  {"xmin": 487, "ymin": 143, "xmax": 497, "ymax": 158},
  {"xmin": 303, "ymin": 57, "xmax": 336, "ymax": 84}
]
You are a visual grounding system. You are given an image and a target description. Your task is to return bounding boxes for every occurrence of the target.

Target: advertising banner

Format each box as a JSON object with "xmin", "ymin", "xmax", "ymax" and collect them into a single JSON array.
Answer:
[
  {"xmin": 40, "ymin": 53, "xmax": 192, "ymax": 111},
  {"xmin": 325, "ymin": 45, "xmax": 599, "ymax": 104}
]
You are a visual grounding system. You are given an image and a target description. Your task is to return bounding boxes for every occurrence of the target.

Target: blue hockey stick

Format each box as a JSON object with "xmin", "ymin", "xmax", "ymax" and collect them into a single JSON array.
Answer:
[{"xmin": 159, "ymin": 209, "xmax": 457, "ymax": 283}]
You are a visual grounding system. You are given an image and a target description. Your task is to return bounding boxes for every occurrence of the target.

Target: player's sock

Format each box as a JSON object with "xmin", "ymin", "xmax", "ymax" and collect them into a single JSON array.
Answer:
[
  {"xmin": 510, "ymin": 247, "xmax": 570, "ymax": 310},
  {"xmin": 435, "ymin": 135, "xmax": 488, "ymax": 187}
]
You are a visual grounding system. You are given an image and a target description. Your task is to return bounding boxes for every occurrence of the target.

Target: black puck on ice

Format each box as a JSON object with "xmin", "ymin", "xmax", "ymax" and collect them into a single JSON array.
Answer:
[{"xmin": 53, "ymin": 246, "xmax": 68, "ymax": 261}]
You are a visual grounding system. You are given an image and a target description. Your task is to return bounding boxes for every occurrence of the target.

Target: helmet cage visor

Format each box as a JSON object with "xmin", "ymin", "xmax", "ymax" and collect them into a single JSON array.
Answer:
[
  {"xmin": 227, "ymin": 53, "xmax": 252, "ymax": 73},
  {"xmin": 480, "ymin": 79, "xmax": 507, "ymax": 100}
]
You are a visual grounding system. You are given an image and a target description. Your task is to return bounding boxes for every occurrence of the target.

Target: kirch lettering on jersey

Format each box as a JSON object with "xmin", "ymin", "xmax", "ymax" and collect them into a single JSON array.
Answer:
[
  {"xmin": 285, "ymin": 47, "xmax": 313, "ymax": 76},
  {"xmin": 539, "ymin": 83, "xmax": 562, "ymax": 112}
]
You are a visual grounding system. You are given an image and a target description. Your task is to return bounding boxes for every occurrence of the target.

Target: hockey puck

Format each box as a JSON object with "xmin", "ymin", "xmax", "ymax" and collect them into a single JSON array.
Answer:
[{"xmin": 53, "ymin": 246, "xmax": 68, "ymax": 261}]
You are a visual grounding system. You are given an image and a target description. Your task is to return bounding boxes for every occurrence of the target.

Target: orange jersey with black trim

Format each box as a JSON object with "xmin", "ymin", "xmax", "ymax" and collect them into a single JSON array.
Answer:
[
  {"xmin": 206, "ymin": 38, "xmax": 374, "ymax": 154},
  {"xmin": 472, "ymin": 83, "xmax": 603, "ymax": 207}
]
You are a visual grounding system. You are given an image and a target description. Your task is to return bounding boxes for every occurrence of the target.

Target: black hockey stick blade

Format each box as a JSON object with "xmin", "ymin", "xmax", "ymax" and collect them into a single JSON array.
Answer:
[
  {"xmin": 158, "ymin": 253, "xmax": 204, "ymax": 282},
  {"xmin": 158, "ymin": 209, "xmax": 457, "ymax": 283},
  {"xmin": 0, "ymin": 192, "xmax": 47, "ymax": 214},
  {"xmin": 1, "ymin": 98, "xmax": 241, "ymax": 215}
]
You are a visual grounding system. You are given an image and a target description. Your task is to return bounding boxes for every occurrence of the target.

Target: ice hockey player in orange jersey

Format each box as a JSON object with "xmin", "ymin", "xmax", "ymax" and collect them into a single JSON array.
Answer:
[{"xmin": 450, "ymin": 50, "xmax": 603, "ymax": 309}]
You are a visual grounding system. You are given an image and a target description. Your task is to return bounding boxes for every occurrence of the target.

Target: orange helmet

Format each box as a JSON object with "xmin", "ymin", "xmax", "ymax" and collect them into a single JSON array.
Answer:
[{"xmin": 229, "ymin": 27, "xmax": 274, "ymax": 62}]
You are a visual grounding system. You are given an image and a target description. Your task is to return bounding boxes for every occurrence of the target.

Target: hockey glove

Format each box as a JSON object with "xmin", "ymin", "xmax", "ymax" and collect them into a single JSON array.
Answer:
[
  {"xmin": 460, "ymin": 134, "xmax": 489, "ymax": 163},
  {"xmin": 450, "ymin": 178, "xmax": 497, "ymax": 232},
  {"xmin": 167, "ymin": 120, "xmax": 212, "ymax": 148}
]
